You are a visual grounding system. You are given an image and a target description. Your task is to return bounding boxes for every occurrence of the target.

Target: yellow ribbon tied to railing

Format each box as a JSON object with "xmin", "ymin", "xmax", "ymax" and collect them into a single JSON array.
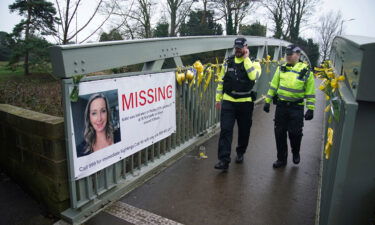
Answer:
[
  {"xmin": 214, "ymin": 57, "xmax": 221, "ymax": 82},
  {"xmin": 193, "ymin": 60, "xmax": 204, "ymax": 87},
  {"xmin": 175, "ymin": 60, "xmax": 222, "ymax": 100},
  {"xmin": 324, "ymin": 127, "xmax": 334, "ymax": 159},
  {"xmin": 315, "ymin": 60, "xmax": 345, "ymax": 116},
  {"xmin": 204, "ymin": 65, "xmax": 213, "ymax": 92},
  {"xmin": 261, "ymin": 55, "xmax": 272, "ymax": 73},
  {"xmin": 175, "ymin": 67, "xmax": 185, "ymax": 86}
]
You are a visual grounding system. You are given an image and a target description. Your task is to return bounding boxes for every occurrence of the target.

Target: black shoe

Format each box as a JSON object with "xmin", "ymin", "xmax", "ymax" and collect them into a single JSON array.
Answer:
[
  {"xmin": 293, "ymin": 153, "xmax": 300, "ymax": 164},
  {"xmin": 273, "ymin": 160, "xmax": 287, "ymax": 168},
  {"xmin": 235, "ymin": 154, "xmax": 244, "ymax": 163},
  {"xmin": 214, "ymin": 161, "xmax": 229, "ymax": 171}
]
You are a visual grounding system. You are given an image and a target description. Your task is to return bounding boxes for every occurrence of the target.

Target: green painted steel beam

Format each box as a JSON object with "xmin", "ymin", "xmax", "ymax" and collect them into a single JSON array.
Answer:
[{"xmin": 50, "ymin": 36, "xmax": 291, "ymax": 78}]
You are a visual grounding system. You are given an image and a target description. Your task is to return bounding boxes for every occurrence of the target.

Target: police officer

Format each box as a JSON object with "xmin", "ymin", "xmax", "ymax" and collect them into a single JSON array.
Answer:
[
  {"xmin": 263, "ymin": 44, "xmax": 315, "ymax": 168},
  {"xmin": 214, "ymin": 37, "xmax": 261, "ymax": 171}
]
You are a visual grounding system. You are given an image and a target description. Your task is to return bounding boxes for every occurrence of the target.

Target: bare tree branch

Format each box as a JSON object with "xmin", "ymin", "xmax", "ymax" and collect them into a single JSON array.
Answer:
[
  {"xmin": 54, "ymin": 0, "xmax": 65, "ymax": 34},
  {"xmin": 316, "ymin": 10, "xmax": 342, "ymax": 60},
  {"xmin": 78, "ymin": 2, "xmax": 116, "ymax": 43},
  {"xmin": 66, "ymin": 0, "xmax": 82, "ymax": 31},
  {"xmin": 70, "ymin": 0, "xmax": 104, "ymax": 39}
]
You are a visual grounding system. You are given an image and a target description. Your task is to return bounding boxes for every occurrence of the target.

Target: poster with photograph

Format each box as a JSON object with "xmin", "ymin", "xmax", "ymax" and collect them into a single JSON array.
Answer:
[{"xmin": 69, "ymin": 72, "xmax": 176, "ymax": 179}]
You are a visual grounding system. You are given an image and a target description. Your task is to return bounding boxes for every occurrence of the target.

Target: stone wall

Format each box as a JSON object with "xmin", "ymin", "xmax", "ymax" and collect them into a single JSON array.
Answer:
[{"xmin": 0, "ymin": 104, "xmax": 69, "ymax": 216}]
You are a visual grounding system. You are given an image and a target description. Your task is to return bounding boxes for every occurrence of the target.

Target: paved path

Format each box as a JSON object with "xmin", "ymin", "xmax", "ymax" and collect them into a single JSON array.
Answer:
[
  {"xmin": 0, "ymin": 83, "xmax": 324, "ymax": 225},
  {"xmin": 86, "ymin": 83, "xmax": 325, "ymax": 225},
  {"xmin": 0, "ymin": 169, "xmax": 56, "ymax": 225}
]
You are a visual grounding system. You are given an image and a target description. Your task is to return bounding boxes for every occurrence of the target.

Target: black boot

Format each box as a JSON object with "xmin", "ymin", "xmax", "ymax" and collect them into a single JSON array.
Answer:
[
  {"xmin": 235, "ymin": 154, "xmax": 244, "ymax": 164},
  {"xmin": 293, "ymin": 153, "xmax": 300, "ymax": 164},
  {"xmin": 214, "ymin": 161, "xmax": 229, "ymax": 171},
  {"xmin": 273, "ymin": 160, "xmax": 287, "ymax": 168}
]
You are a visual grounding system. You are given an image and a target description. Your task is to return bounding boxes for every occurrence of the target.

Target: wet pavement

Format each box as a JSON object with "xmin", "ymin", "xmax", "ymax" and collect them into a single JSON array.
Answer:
[
  {"xmin": 86, "ymin": 83, "xmax": 325, "ymax": 225},
  {"xmin": 0, "ymin": 84, "xmax": 324, "ymax": 225},
  {"xmin": 0, "ymin": 169, "xmax": 57, "ymax": 225}
]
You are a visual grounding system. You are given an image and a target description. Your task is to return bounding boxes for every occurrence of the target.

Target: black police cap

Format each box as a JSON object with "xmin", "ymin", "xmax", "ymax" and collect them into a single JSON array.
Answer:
[
  {"xmin": 286, "ymin": 44, "xmax": 302, "ymax": 55},
  {"xmin": 234, "ymin": 37, "xmax": 247, "ymax": 48}
]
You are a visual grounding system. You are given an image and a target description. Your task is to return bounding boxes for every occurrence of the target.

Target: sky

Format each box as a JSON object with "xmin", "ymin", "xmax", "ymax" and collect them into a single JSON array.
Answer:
[{"xmin": 1, "ymin": 0, "xmax": 375, "ymax": 43}]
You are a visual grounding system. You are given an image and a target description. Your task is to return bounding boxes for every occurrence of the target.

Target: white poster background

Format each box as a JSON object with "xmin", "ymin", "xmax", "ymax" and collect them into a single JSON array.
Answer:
[{"xmin": 70, "ymin": 72, "xmax": 176, "ymax": 179}]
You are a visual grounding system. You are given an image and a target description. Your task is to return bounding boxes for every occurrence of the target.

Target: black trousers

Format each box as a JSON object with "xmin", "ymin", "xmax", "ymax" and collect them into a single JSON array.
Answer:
[
  {"xmin": 274, "ymin": 103, "xmax": 304, "ymax": 162},
  {"xmin": 218, "ymin": 100, "xmax": 254, "ymax": 163}
]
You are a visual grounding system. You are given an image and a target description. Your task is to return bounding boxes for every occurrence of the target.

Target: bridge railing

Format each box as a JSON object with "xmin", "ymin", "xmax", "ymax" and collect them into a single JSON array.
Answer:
[
  {"xmin": 50, "ymin": 35, "xmax": 306, "ymax": 224},
  {"xmin": 317, "ymin": 35, "xmax": 375, "ymax": 225}
]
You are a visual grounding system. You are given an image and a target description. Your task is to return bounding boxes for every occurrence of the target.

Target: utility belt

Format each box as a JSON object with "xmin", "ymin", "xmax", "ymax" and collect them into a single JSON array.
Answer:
[
  {"xmin": 224, "ymin": 90, "xmax": 257, "ymax": 99},
  {"xmin": 276, "ymin": 99, "xmax": 303, "ymax": 107}
]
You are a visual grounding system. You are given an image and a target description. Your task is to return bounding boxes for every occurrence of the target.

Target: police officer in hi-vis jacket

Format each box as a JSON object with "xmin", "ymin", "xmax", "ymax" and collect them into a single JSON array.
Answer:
[
  {"xmin": 263, "ymin": 44, "xmax": 315, "ymax": 168},
  {"xmin": 214, "ymin": 37, "xmax": 261, "ymax": 171}
]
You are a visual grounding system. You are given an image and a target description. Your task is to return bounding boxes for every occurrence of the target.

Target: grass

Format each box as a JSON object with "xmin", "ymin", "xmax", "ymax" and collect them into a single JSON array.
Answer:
[
  {"xmin": 0, "ymin": 61, "xmax": 63, "ymax": 117},
  {"xmin": 0, "ymin": 61, "xmax": 24, "ymax": 80},
  {"xmin": 0, "ymin": 60, "xmax": 147, "ymax": 117}
]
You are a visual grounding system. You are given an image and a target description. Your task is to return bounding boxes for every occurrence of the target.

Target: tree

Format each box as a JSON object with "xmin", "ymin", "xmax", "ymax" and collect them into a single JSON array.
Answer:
[
  {"xmin": 238, "ymin": 22, "xmax": 266, "ymax": 36},
  {"xmin": 0, "ymin": 32, "xmax": 12, "ymax": 61},
  {"xmin": 9, "ymin": 0, "xmax": 59, "ymax": 75},
  {"xmin": 262, "ymin": 0, "xmax": 318, "ymax": 41},
  {"xmin": 106, "ymin": 0, "xmax": 137, "ymax": 40},
  {"xmin": 166, "ymin": 0, "xmax": 196, "ymax": 36},
  {"xmin": 262, "ymin": 0, "xmax": 285, "ymax": 38},
  {"xmin": 285, "ymin": 0, "xmax": 318, "ymax": 42},
  {"xmin": 99, "ymin": 28, "xmax": 123, "ymax": 41},
  {"xmin": 209, "ymin": 0, "xmax": 257, "ymax": 35},
  {"xmin": 7, "ymin": 34, "xmax": 52, "ymax": 72},
  {"xmin": 130, "ymin": 0, "xmax": 153, "ymax": 38},
  {"xmin": 232, "ymin": 0, "xmax": 257, "ymax": 35},
  {"xmin": 54, "ymin": 0, "xmax": 115, "ymax": 44},
  {"xmin": 294, "ymin": 37, "xmax": 319, "ymax": 67},
  {"xmin": 105, "ymin": 0, "xmax": 154, "ymax": 39},
  {"xmin": 180, "ymin": 10, "xmax": 223, "ymax": 36},
  {"xmin": 153, "ymin": 21, "xmax": 169, "ymax": 37},
  {"xmin": 316, "ymin": 10, "xmax": 342, "ymax": 61}
]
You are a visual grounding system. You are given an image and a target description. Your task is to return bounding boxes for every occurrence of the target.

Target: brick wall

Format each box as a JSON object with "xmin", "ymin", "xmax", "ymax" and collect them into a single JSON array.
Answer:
[{"xmin": 0, "ymin": 104, "xmax": 69, "ymax": 216}]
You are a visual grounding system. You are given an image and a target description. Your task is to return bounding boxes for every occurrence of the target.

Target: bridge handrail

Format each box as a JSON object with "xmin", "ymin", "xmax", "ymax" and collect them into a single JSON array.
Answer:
[{"xmin": 50, "ymin": 35, "xmax": 310, "ymax": 78}]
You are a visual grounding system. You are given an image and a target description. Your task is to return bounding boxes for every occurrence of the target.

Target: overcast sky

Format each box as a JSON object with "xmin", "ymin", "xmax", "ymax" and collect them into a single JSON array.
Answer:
[{"xmin": 1, "ymin": 0, "xmax": 374, "ymax": 43}]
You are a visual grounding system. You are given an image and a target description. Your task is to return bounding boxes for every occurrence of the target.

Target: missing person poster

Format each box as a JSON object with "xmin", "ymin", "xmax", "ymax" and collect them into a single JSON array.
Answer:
[{"xmin": 69, "ymin": 72, "xmax": 176, "ymax": 180}]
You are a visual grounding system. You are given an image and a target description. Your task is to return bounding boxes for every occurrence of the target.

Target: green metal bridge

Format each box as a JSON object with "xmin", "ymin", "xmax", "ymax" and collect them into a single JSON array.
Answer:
[{"xmin": 49, "ymin": 35, "xmax": 375, "ymax": 225}]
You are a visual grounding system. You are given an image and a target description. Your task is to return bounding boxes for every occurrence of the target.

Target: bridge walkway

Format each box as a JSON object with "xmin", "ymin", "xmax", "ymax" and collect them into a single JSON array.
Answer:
[{"xmin": 86, "ymin": 81, "xmax": 324, "ymax": 225}]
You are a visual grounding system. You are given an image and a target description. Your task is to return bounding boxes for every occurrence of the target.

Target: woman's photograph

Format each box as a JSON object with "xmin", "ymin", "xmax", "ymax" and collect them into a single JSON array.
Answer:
[{"xmin": 72, "ymin": 91, "xmax": 121, "ymax": 157}]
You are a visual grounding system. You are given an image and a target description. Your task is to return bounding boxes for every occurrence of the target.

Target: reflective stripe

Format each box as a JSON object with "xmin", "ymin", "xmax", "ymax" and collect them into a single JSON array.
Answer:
[
  {"xmin": 270, "ymin": 86, "xmax": 277, "ymax": 91},
  {"xmin": 306, "ymin": 102, "xmax": 315, "ymax": 106},
  {"xmin": 289, "ymin": 70, "xmax": 301, "ymax": 75},
  {"xmin": 231, "ymin": 91, "xmax": 251, "ymax": 95},
  {"xmin": 278, "ymin": 94, "xmax": 303, "ymax": 101},
  {"xmin": 246, "ymin": 66, "xmax": 255, "ymax": 73},
  {"xmin": 266, "ymin": 94, "xmax": 274, "ymax": 99},
  {"xmin": 218, "ymin": 81, "xmax": 223, "ymax": 85},
  {"xmin": 279, "ymin": 86, "xmax": 304, "ymax": 93},
  {"xmin": 228, "ymin": 68, "xmax": 234, "ymax": 72},
  {"xmin": 216, "ymin": 90, "xmax": 223, "ymax": 94},
  {"xmin": 305, "ymin": 94, "xmax": 315, "ymax": 98}
]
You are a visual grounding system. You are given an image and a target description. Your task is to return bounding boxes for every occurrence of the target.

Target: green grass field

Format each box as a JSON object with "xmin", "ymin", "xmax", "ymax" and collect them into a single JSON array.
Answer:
[
  {"xmin": 0, "ymin": 61, "xmax": 24, "ymax": 80},
  {"xmin": 0, "ymin": 61, "xmax": 63, "ymax": 116}
]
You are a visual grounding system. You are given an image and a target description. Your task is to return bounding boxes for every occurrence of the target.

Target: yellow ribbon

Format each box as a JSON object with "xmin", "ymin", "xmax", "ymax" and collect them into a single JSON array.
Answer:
[
  {"xmin": 324, "ymin": 127, "xmax": 334, "ymax": 159},
  {"xmin": 204, "ymin": 67, "xmax": 212, "ymax": 92},
  {"xmin": 262, "ymin": 55, "xmax": 271, "ymax": 73}
]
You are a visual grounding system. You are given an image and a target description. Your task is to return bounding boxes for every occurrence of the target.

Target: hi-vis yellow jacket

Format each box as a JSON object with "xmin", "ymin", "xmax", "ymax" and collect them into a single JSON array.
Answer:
[
  {"xmin": 216, "ymin": 56, "xmax": 261, "ymax": 102},
  {"xmin": 265, "ymin": 62, "xmax": 316, "ymax": 110}
]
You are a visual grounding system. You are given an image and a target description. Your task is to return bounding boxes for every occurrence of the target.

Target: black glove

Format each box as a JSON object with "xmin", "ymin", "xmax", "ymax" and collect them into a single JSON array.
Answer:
[
  {"xmin": 304, "ymin": 109, "xmax": 314, "ymax": 120},
  {"xmin": 250, "ymin": 91, "xmax": 257, "ymax": 100},
  {"xmin": 263, "ymin": 103, "xmax": 270, "ymax": 113}
]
